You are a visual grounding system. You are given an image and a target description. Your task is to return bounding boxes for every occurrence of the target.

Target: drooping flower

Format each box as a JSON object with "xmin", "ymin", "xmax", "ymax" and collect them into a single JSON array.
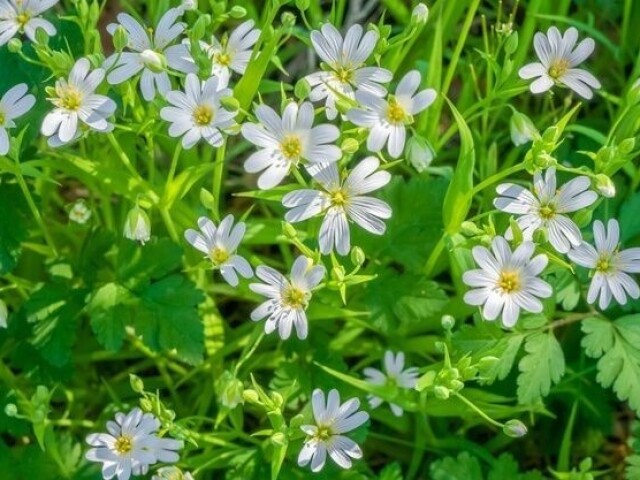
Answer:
[
  {"xmin": 123, "ymin": 206, "xmax": 151, "ymax": 245},
  {"xmin": 568, "ymin": 219, "xmax": 640, "ymax": 310},
  {"xmin": 202, "ymin": 19, "xmax": 260, "ymax": 85},
  {"xmin": 68, "ymin": 200, "xmax": 92, "ymax": 224},
  {"xmin": 298, "ymin": 388, "xmax": 369, "ymax": 472},
  {"xmin": 306, "ymin": 23, "xmax": 392, "ymax": 120},
  {"xmin": 282, "ymin": 157, "xmax": 392, "ymax": 255},
  {"xmin": 363, "ymin": 351, "xmax": 418, "ymax": 417},
  {"xmin": 0, "ymin": 0, "xmax": 59, "ymax": 46},
  {"xmin": 41, "ymin": 58, "xmax": 116, "ymax": 147},
  {"xmin": 85, "ymin": 408, "xmax": 183, "ymax": 480},
  {"xmin": 0, "ymin": 83, "xmax": 35, "ymax": 155},
  {"xmin": 463, "ymin": 236, "xmax": 553, "ymax": 328},
  {"xmin": 184, "ymin": 214, "xmax": 253, "ymax": 287},
  {"xmin": 249, "ymin": 255, "xmax": 325, "ymax": 339},
  {"xmin": 494, "ymin": 167, "xmax": 598, "ymax": 254},
  {"xmin": 241, "ymin": 101, "xmax": 341, "ymax": 189},
  {"xmin": 160, "ymin": 73, "xmax": 236, "ymax": 149},
  {"xmin": 104, "ymin": 8, "xmax": 196, "ymax": 101},
  {"xmin": 347, "ymin": 70, "xmax": 436, "ymax": 158},
  {"xmin": 519, "ymin": 26, "xmax": 601, "ymax": 99}
]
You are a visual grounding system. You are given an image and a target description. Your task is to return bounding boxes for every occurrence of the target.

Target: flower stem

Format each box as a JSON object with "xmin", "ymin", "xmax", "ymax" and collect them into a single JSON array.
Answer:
[
  {"xmin": 212, "ymin": 142, "xmax": 227, "ymax": 220},
  {"xmin": 452, "ymin": 391, "xmax": 504, "ymax": 429}
]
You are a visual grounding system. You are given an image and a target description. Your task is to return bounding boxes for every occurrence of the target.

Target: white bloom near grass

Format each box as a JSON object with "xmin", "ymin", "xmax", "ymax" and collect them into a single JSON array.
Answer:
[
  {"xmin": 298, "ymin": 388, "xmax": 369, "ymax": 472},
  {"xmin": 494, "ymin": 167, "xmax": 598, "ymax": 254},
  {"xmin": 202, "ymin": 19, "xmax": 260, "ymax": 85},
  {"xmin": 241, "ymin": 101, "xmax": 341, "ymax": 189},
  {"xmin": 104, "ymin": 8, "xmax": 196, "ymax": 101},
  {"xmin": 184, "ymin": 214, "xmax": 253, "ymax": 287},
  {"xmin": 0, "ymin": 83, "xmax": 35, "ymax": 155},
  {"xmin": 68, "ymin": 199, "xmax": 91, "ymax": 224},
  {"xmin": 519, "ymin": 26, "xmax": 601, "ymax": 99},
  {"xmin": 123, "ymin": 206, "xmax": 151, "ymax": 245},
  {"xmin": 306, "ymin": 23, "xmax": 392, "ymax": 120},
  {"xmin": 282, "ymin": 157, "xmax": 392, "ymax": 255},
  {"xmin": 85, "ymin": 408, "xmax": 183, "ymax": 480},
  {"xmin": 160, "ymin": 73, "xmax": 236, "ymax": 149},
  {"xmin": 463, "ymin": 236, "xmax": 553, "ymax": 328},
  {"xmin": 0, "ymin": 0, "xmax": 59, "ymax": 46},
  {"xmin": 41, "ymin": 58, "xmax": 116, "ymax": 147},
  {"xmin": 347, "ymin": 70, "xmax": 436, "ymax": 158},
  {"xmin": 568, "ymin": 219, "xmax": 640, "ymax": 310},
  {"xmin": 363, "ymin": 351, "xmax": 418, "ymax": 417},
  {"xmin": 249, "ymin": 255, "xmax": 325, "ymax": 340}
]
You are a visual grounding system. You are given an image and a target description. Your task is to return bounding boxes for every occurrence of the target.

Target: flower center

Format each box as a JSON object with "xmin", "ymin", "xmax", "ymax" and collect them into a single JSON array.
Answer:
[
  {"xmin": 214, "ymin": 51, "xmax": 232, "ymax": 66},
  {"xmin": 386, "ymin": 101, "xmax": 406, "ymax": 124},
  {"xmin": 280, "ymin": 135, "xmax": 302, "ymax": 160},
  {"xmin": 54, "ymin": 86, "xmax": 83, "ymax": 111},
  {"xmin": 282, "ymin": 285, "xmax": 307, "ymax": 309},
  {"xmin": 330, "ymin": 189, "xmax": 348, "ymax": 207},
  {"xmin": 335, "ymin": 67, "xmax": 353, "ymax": 83},
  {"xmin": 0, "ymin": 111, "xmax": 5, "ymax": 126},
  {"xmin": 538, "ymin": 204, "xmax": 556, "ymax": 220},
  {"xmin": 314, "ymin": 425, "xmax": 333, "ymax": 442},
  {"xmin": 16, "ymin": 12, "xmax": 30, "ymax": 28},
  {"xmin": 596, "ymin": 255, "xmax": 613, "ymax": 273},
  {"xmin": 497, "ymin": 271, "xmax": 520, "ymax": 294},
  {"xmin": 548, "ymin": 59, "xmax": 570, "ymax": 80},
  {"xmin": 114, "ymin": 435, "xmax": 133, "ymax": 455},
  {"xmin": 209, "ymin": 246, "xmax": 229, "ymax": 265},
  {"xmin": 193, "ymin": 105, "xmax": 214, "ymax": 126}
]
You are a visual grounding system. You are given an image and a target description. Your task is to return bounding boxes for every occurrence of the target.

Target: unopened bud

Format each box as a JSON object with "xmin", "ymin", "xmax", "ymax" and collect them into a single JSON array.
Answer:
[
  {"xmin": 433, "ymin": 385, "xmax": 450, "ymax": 400},
  {"xmin": 619, "ymin": 137, "xmax": 635, "ymax": 155},
  {"xmin": 124, "ymin": 207, "xmax": 151, "ymax": 245},
  {"xmin": 294, "ymin": 78, "xmax": 311, "ymax": 100},
  {"xmin": 503, "ymin": 419, "xmax": 528, "ymax": 438},
  {"xmin": 0, "ymin": 299, "xmax": 7, "ymax": 329},
  {"xmin": 271, "ymin": 432, "xmax": 287, "ymax": 446},
  {"xmin": 411, "ymin": 3, "xmax": 429, "ymax": 24},
  {"xmin": 406, "ymin": 136, "xmax": 435, "ymax": 172},
  {"xmin": 441, "ymin": 315, "xmax": 455, "ymax": 330},
  {"xmin": 220, "ymin": 96, "xmax": 240, "ymax": 111},
  {"xmin": 340, "ymin": 137, "xmax": 359, "ymax": 154},
  {"xmin": 281, "ymin": 11, "xmax": 296, "ymax": 28},
  {"xmin": 229, "ymin": 6, "xmax": 247, "ymax": 18},
  {"xmin": 350, "ymin": 246, "xmax": 365, "ymax": 266},
  {"xmin": 140, "ymin": 398, "xmax": 153, "ymax": 411},
  {"xmin": 140, "ymin": 49, "xmax": 167, "ymax": 73},
  {"xmin": 460, "ymin": 221, "xmax": 483, "ymax": 236},
  {"xmin": 7, "ymin": 38, "xmax": 22, "ymax": 53},
  {"xmin": 242, "ymin": 389, "xmax": 260, "ymax": 404},
  {"xmin": 594, "ymin": 174, "xmax": 615, "ymax": 198},
  {"xmin": 478, "ymin": 356, "xmax": 500, "ymax": 370},
  {"xmin": 510, "ymin": 111, "xmax": 539, "ymax": 146},
  {"xmin": 221, "ymin": 378, "xmax": 244, "ymax": 409},
  {"xmin": 181, "ymin": 0, "xmax": 197, "ymax": 10},
  {"xmin": 282, "ymin": 222, "xmax": 297, "ymax": 239},
  {"xmin": 129, "ymin": 374, "xmax": 145, "ymax": 393},
  {"xmin": 270, "ymin": 391, "xmax": 284, "ymax": 408},
  {"xmin": 113, "ymin": 25, "xmax": 128, "ymax": 52},
  {"xmin": 4, "ymin": 403, "xmax": 17, "ymax": 417},
  {"xmin": 35, "ymin": 27, "xmax": 50, "ymax": 45}
]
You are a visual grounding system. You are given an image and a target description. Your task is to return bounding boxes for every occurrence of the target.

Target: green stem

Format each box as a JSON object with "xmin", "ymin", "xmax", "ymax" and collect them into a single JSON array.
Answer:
[
  {"xmin": 453, "ymin": 392, "xmax": 504, "ymax": 429},
  {"xmin": 167, "ymin": 143, "xmax": 182, "ymax": 188},
  {"xmin": 212, "ymin": 142, "xmax": 227, "ymax": 219}
]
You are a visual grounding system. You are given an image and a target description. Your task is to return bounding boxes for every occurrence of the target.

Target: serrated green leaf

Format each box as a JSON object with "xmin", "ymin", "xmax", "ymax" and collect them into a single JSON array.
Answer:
[
  {"xmin": 87, "ymin": 283, "xmax": 134, "ymax": 351},
  {"xmin": 0, "ymin": 184, "xmax": 30, "ymax": 274},
  {"xmin": 517, "ymin": 332, "xmax": 565, "ymax": 404},
  {"xmin": 430, "ymin": 452, "xmax": 483, "ymax": 480}
]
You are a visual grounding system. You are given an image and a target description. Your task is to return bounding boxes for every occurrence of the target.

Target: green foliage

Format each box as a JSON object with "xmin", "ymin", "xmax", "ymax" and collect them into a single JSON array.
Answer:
[
  {"xmin": 517, "ymin": 332, "xmax": 566, "ymax": 404},
  {"xmin": 430, "ymin": 452, "xmax": 544, "ymax": 480},
  {"xmin": 0, "ymin": 184, "xmax": 30, "ymax": 274}
]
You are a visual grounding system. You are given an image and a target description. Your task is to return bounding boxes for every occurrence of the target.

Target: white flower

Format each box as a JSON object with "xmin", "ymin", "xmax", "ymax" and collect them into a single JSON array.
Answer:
[
  {"xmin": 160, "ymin": 73, "xmax": 236, "ymax": 149},
  {"xmin": 509, "ymin": 110, "xmax": 539, "ymax": 146},
  {"xmin": 494, "ymin": 167, "xmax": 598, "ymax": 254},
  {"xmin": 0, "ymin": 299, "xmax": 7, "ymax": 328},
  {"xmin": 298, "ymin": 388, "xmax": 369, "ymax": 472},
  {"xmin": 241, "ymin": 101, "xmax": 341, "ymax": 189},
  {"xmin": 85, "ymin": 408, "xmax": 183, "ymax": 480},
  {"xmin": 249, "ymin": 255, "xmax": 325, "ymax": 340},
  {"xmin": 124, "ymin": 207, "xmax": 151, "ymax": 245},
  {"xmin": 152, "ymin": 466, "xmax": 194, "ymax": 480},
  {"xmin": 519, "ymin": 26, "xmax": 601, "ymax": 99},
  {"xmin": 184, "ymin": 214, "xmax": 253, "ymax": 287},
  {"xmin": 104, "ymin": 8, "xmax": 196, "ymax": 101},
  {"xmin": 463, "ymin": 236, "xmax": 553, "ymax": 328},
  {"xmin": 0, "ymin": 0, "xmax": 58, "ymax": 46},
  {"xmin": 405, "ymin": 136, "xmax": 435, "ymax": 172},
  {"xmin": 0, "ymin": 83, "xmax": 35, "ymax": 155},
  {"xmin": 412, "ymin": 3, "xmax": 429, "ymax": 24},
  {"xmin": 203, "ymin": 20, "xmax": 260, "ymax": 85},
  {"xmin": 41, "ymin": 58, "xmax": 116, "ymax": 147},
  {"xmin": 363, "ymin": 351, "xmax": 418, "ymax": 417},
  {"xmin": 282, "ymin": 157, "xmax": 392, "ymax": 255},
  {"xmin": 180, "ymin": 0, "xmax": 197, "ymax": 11},
  {"xmin": 69, "ymin": 200, "xmax": 91, "ymax": 224},
  {"xmin": 347, "ymin": 70, "xmax": 436, "ymax": 158},
  {"xmin": 568, "ymin": 219, "xmax": 640, "ymax": 310},
  {"xmin": 306, "ymin": 23, "xmax": 392, "ymax": 120}
]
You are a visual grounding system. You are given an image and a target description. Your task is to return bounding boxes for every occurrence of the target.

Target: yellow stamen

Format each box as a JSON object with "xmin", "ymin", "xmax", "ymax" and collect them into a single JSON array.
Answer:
[
  {"xmin": 16, "ymin": 13, "xmax": 30, "ymax": 27},
  {"xmin": 596, "ymin": 256, "xmax": 611, "ymax": 273},
  {"xmin": 538, "ymin": 204, "xmax": 556, "ymax": 220},
  {"xmin": 114, "ymin": 435, "xmax": 133, "ymax": 454},
  {"xmin": 335, "ymin": 67, "xmax": 353, "ymax": 83},
  {"xmin": 314, "ymin": 425, "xmax": 333, "ymax": 441},
  {"xmin": 280, "ymin": 135, "xmax": 302, "ymax": 160},
  {"xmin": 214, "ymin": 52, "xmax": 232, "ymax": 66},
  {"xmin": 0, "ymin": 111, "xmax": 5, "ymax": 125},
  {"xmin": 386, "ymin": 101, "xmax": 406, "ymax": 123},
  {"xmin": 548, "ymin": 59, "xmax": 570, "ymax": 80},
  {"xmin": 330, "ymin": 190, "xmax": 348, "ymax": 207},
  {"xmin": 193, "ymin": 105, "xmax": 214, "ymax": 126},
  {"xmin": 282, "ymin": 285, "xmax": 307, "ymax": 309},
  {"xmin": 209, "ymin": 247, "xmax": 229, "ymax": 265},
  {"xmin": 54, "ymin": 85, "xmax": 83, "ymax": 111},
  {"xmin": 498, "ymin": 271, "xmax": 520, "ymax": 294}
]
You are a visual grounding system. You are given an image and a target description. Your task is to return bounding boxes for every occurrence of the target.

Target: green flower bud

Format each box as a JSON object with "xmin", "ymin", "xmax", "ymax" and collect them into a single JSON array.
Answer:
[
  {"xmin": 281, "ymin": 12, "xmax": 296, "ymax": 29},
  {"xmin": 4, "ymin": 403, "xmax": 17, "ymax": 417},
  {"xmin": 113, "ymin": 25, "xmax": 128, "ymax": 52},
  {"xmin": 140, "ymin": 398, "xmax": 153, "ymax": 411},
  {"xmin": 510, "ymin": 111, "xmax": 539, "ymax": 146},
  {"xmin": 406, "ymin": 136, "xmax": 435, "ymax": 172},
  {"xmin": 294, "ymin": 78, "xmax": 311, "ymax": 100},
  {"xmin": 503, "ymin": 419, "xmax": 528, "ymax": 438},
  {"xmin": 181, "ymin": 0, "xmax": 197, "ymax": 10},
  {"xmin": 350, "ymin": 246, "xmax": 366, "ymax": 266},
  {"xmin": 460, "ymin": 221, "xmax": 483, "ymax": 236},
  {"xmin": 271, "ymin": 432, "xmax": 287, "ymax": 446},
  {"xmin": 124, "ymin": 207, "xmax": 151, "ymax": 245},
  {"xmin": 296, "ymin": 0, "xmax": 310, "ymax": 11},
  {"xmin": 449, "ymin": 379, "xmax": 465, "ymax": 391},
  {"xmin": 411, "ymin": 3, "xmax": 429, "ymax": 24},
  {"xmin": 35, "ymin": 27, "xmax": 50, "ymax": 45},
  {"xmin": 220, "ymin": 95, "xmax": 240, "ymax": 111},
  {"xmin": 340, "ymin": 137, "xmax": 359, "ymax": 154},
  {"xmin": 619, "ymin": 137, "xmax": 635, "ymax": 155},
  {"xmin": 504, "ymin": 31, "xmax": 518, "ymax": 55},
  {"xmin": 140, "ymin": 49, "xmax": 167, "ymax": 73},
  {"xmin": 433, "ymin": 385, "xmax": 450, "ymax": 400},
  {"xmin": 332, "ymin": 266, "xmax": 345, "ymax": 282},
  {"xmin": 0, "ymin": 299, "xmax": 7, "ymax": 329},
  {"xmin": 594, "ymin": 174, "xmax": 615, "ymax": 198},
  {"xmin": 200, "ymin": 188, "xmax": 215, "ymax": 209},
  {"xmin": 243, "ymin": 389, "xmax": 260, "ymax": 404},
  {"xmin": 129, "ymin": 374, "xmax": 145, "ymax": 393},
  {"xmin": 7, "ymin": 38, "xmax": 22, "ymax": 53},
  {"xmin": 441, "ymin": 314, "xmax": 455, "ymax": 330},
  {"xmin": 221, "ymin": 378, "xmax": 244, "ymax": 409},
  {"xmin": 282, "ymin": 222, "xmax": 298, "ymax": 239},
  {"xmin": 229, "ymin": 6, "xmax": 247, "ymax": 18},
  {"xmin": 477, "ymin": 356, "xmax": 500, "ymax": 370}
]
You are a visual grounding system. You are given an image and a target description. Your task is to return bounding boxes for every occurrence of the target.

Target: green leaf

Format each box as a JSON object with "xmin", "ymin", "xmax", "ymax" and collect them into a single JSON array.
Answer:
[
  {"xmin": 430, "ymin": 452, "xmax": 483, "ymax": 480},
  {"xmin": 87, "ymin": 283, "xmax": 134, "ymax": 351},
  {"xmin": 489, "ymin": 454, "xmax": 544, "ymax": 480},
  {"xmin": 136, "ymin": 275, "xmax": 205, "ymax": 365},
  {"xmin": 442, "ymin": 98, "xmax": 476, "ymax": 234},
  {"xmin": 581, "ymin": 315, "xmax": 640, "ymax": 415},
  {"xmin": 517, "ymin": 332, "xmax": 565, "ymax": 404},
  {"xmin": 0, "ymin": 184, "xmax": 30, "ymax": 274},
  {"xmin": 626, "ymin": 422, "xmax": 640, "ymax": 480},
  {"xmin": 619, "ymin": 191, "xmax": 640, "ymax": 243},
  {"xmin": 117, "ymin": 238, "xmax": 183, "ymax": 288}
]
